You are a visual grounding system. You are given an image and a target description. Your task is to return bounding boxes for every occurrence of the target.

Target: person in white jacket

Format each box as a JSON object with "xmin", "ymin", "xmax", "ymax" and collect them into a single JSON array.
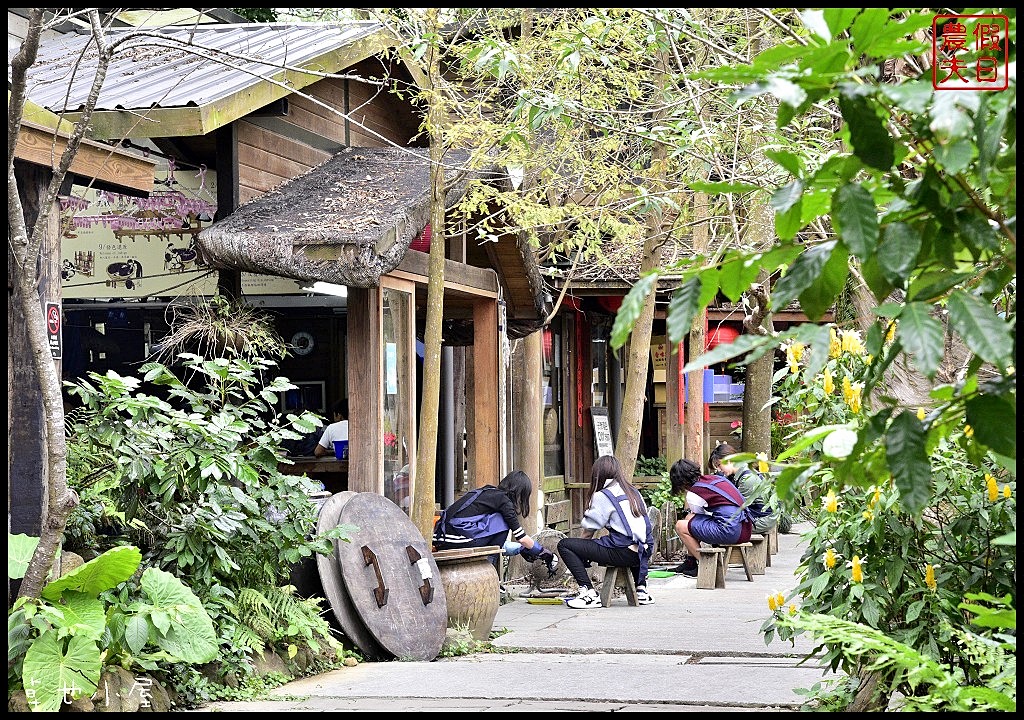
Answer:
[{"xmin": 557, "ymin": 455, "xmax": 655, "ymax": 608}]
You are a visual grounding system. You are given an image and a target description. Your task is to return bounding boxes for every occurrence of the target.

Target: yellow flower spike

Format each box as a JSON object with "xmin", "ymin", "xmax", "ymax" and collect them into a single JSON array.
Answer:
[
  {"xmin": 829, "ymin": 327, "xmax": 841, "ymax": 358},
  {"xmin": 917, "ymin": 407, "xmax": 926, "ymax": 421},
  {"xmin": 851, "ymin": 555, "xmax": 863, "ymax": 583},
  {"xmin": 767, "ymin": 594, "xmax": 778, "ymax": 611},
  {"xmin": 964, "ymin": 424, "xmax": 974, "ymax": 438},
  {"xmin": 884, "ymin": 320, "xmax": 897, "ymax": 345},
  {"xmin": 824, "ymin": 548, "xmax": 837, "ymax": 569},
  {"xmin": 925, "ymin": 564, "xmax": 936, "ymax": 591},
  {"xmin": 775, "ymin": 591, "xmax": 786, "ymax": 608},
  {"xmin": 788, "ymin": 603, "xmax": 798, "ymax": 615},
  {"xmin": 1003, "ymin": 484, "xmax": 1012, "ymax": 499},
  {"xmin": 862, "ymin": 509, "xmax": 873, "ymax": 521},
  {"xmin": 823, "ymin": 368, "xmax": 834, "ymax": 395},
  {"xmin": 986, "ymin": 474, "xmax": 999, "ymax": 502},
  {"xmin": 756, "ymin": 452, "xmax": 770, "ymax": 474},
  {"xmin": 823, "ymin": 490, "xmax": 838, "ymax": 513},
  {"xmin": 872, "ymin": 487, "xmax": 881, "ymax": 507}
]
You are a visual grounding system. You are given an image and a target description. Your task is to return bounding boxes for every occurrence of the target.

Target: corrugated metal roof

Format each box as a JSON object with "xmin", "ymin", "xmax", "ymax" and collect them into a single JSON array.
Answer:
[{"xmin": 21, "ymin": 22, "xmax": 388, "ymax": 114}]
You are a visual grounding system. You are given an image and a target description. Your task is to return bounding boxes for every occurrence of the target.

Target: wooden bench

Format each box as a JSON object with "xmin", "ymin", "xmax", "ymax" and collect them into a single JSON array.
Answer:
[
  {"xmin": 696, "ymin": 542, "xmax": 754, "ymax": 589},
  {"xmin": 599, "ymin": 565, "xmax": 638, "ymax": 607}
]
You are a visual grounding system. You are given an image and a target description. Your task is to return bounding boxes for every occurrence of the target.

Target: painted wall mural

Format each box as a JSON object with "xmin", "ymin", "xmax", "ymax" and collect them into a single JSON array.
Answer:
[{"xmin": 59, "ymin": 164, "xmax": 306, "ymax": 299}]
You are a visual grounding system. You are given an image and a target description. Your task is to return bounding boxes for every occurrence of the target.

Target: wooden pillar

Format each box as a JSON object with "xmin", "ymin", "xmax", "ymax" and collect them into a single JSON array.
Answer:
[
  {"xmin": 470, "ymin": 298, "xmax": 499, "ymax": 488},
  {"xmin": 665, "ymin": 340, "xmax": 685, "ymax": 466},
  {"xmin": 346, "ymin": 286, "xmax": 381, "ymax": 493},
  {"xmin": 511, "ymin": 330, "xmax": 542, "ymax": 535}
]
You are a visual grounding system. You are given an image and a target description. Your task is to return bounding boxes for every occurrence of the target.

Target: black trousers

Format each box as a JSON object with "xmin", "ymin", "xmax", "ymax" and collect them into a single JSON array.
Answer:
[{"xmin": 557, "ymin": 537, "xmax": 641, "ymax": 589}]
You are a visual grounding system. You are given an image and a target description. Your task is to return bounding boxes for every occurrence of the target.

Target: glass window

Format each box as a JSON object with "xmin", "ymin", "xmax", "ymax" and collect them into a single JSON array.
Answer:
[{"xmin": 381, "ymin": 283, "xmax": 415, "ymax": 514}]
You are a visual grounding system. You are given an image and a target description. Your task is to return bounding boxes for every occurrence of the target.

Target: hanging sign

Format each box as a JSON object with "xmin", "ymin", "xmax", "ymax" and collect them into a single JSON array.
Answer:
[{"xmin": 591, "ymin": 407, "xmax": 614, "ymax": 458}]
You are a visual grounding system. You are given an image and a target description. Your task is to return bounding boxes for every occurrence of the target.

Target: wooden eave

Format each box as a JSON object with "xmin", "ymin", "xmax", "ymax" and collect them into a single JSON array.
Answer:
[
  {"xmin": 74, "ymin": 28, "xmax": 400, "ymax": 141},
  {"xmin": 14, "ymin": 119, "xmax": 156, "ymax": 193}
]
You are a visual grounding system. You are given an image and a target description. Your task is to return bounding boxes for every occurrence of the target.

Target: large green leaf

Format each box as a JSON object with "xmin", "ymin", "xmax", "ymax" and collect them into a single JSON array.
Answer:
[
  {"xmin": 772, "ymin": 241, "xmax": 839, "ymax": 312},
  {"xmin": 894, "ymin": 302, "xmax": 945, "ymax": 379},
  {"xmin": 8, "ymin": 533, "xmax": 39, "ymax": 579},
  {"xmin": 966, "ymin": 394, "xmax": 1016, "ymax": 458},
  {"xmin": 21, "ymin": 631, "xmax": 101, "ymax": 712},
  {"xmin": 50, "ymin": 591, "xmax": 106, "ymax": 642},
  {"xmin": 610, "ymin": 273, "xmax": 658, "ymax": 350},
  {"xmin": 877, "ymin": 223, "xmax": 922, "ymax": 285},
  {"xmin": 832, "ymin": 183, "xmax": 878, "ymax": 257},
  {"xmin": 886, "ymin": 411, "xmax": 931, "ymax": 516},
  {"xmin": 946, "ymin": 291, "xmax": 1014, "ymax": 371},
  {"xmin": 799, "ymin": 242, "xmax": 848, "ymax": 321},
  {"xmin": 41, "ymin": 546, "xmax": 141, "ymax": 602},
  {"xmin": 665, "ymin": 277, "xmax": 703, "ymax": 347},
  {"xmin": 140, "ymin": 568, "xmax": 217, "ymax": 664},
  {"xmin": 839, "ymin": 91, "xmax": 894, "ymax": 170},
  {"xmin": 718, "ymin": 255, "xmax": 762, "ymax": 302}
]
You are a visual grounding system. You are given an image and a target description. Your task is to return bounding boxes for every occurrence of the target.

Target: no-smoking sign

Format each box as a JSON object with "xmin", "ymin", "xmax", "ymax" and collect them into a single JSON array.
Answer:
[{"xmin": 46, "ymin": 302, "xmax": 62, "ymax": 359}]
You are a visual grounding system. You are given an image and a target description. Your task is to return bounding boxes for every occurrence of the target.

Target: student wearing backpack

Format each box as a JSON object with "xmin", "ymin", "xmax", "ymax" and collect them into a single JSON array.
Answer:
[
  {"xmin": 709, "ymin": 442, "xmax": 778, "ymax": 535},
  {"xmin": 557, "ymin": 455, "xmax": 656, "ymax": 608},
  {"xmin": 432, "ymin": 469, "xmax": 558, "ymax": 575},
  {"xmin": 668, "ymin": 457, "xmax": 768, "ymax": 577}
]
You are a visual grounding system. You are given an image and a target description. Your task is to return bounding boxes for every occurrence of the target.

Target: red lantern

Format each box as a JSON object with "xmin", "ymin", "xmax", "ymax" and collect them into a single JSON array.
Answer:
[
  {"xmin": 706, "ymin": 325, "xmax": 740, "ymax": 350},
  {"xmin": 410, "ymin": 223, "xmax": 431, "ymax": 252}
]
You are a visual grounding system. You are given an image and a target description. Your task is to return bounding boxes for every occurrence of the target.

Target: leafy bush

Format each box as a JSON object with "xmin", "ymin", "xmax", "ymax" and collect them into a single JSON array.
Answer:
[
  {"xmin": 8, "ymin": 536, "xmax": 216, "ymax": 711},
  {"xmin": 63, "ymin": 354, "xmax": 343, "ymax": 592}
]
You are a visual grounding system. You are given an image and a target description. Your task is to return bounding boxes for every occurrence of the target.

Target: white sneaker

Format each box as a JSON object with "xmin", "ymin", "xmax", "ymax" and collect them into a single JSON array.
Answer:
[
  {"xmin": 636, "ymin": 586, "xmax": 655, "ymax": 605},
  {"xmin": 566, "ymin": 587, "xmax": 601, "ymax": 609}
]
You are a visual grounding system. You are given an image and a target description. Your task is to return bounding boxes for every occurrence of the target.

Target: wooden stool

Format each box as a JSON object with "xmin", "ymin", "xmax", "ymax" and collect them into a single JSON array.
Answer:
[
  {"xmin": 720, "ymin": 542, "xmax": 755, "ymax": 583},
  {"xmin": 748, "ymin": 535, "xmax": 769, "ymax": 575},
  {"xmin": 599, "ymin": 566, "xmax": 638, "ymax": 607},
  {"xmin": 696, "ymin": 547, "xmax": 727, "ymax": 589},
  {"xmin": 768, "ymin": 525, "xmax": 779, "ymax": 555}
]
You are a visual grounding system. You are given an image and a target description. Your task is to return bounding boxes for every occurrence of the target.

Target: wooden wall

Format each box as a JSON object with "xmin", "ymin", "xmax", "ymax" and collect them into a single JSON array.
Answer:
[{"xmin": 236, "ymin": 58, "xmax": 423, "ymax": 203}]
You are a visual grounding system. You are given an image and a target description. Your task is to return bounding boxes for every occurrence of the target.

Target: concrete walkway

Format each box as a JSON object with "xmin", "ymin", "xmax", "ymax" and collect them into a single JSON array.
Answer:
[{"xmin": 191, "ymin": 522, "xmax": 842, "ymax": 712}]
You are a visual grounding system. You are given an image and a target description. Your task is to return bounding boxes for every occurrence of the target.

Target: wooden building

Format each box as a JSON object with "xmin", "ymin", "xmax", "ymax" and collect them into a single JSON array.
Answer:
[{"xmin": 19, "ymin": 20, "xmax": 548, "ymax": 523}]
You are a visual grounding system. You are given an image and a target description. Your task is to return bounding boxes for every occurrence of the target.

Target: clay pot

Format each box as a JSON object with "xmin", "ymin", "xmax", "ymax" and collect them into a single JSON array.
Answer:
[{"xmin": 432, "ymin": 547, "xmax": 502, "ymax": 641}]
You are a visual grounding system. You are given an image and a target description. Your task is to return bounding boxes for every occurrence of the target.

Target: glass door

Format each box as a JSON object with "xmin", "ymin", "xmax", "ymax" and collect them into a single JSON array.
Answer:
[{"xmin": 381, "ymin": 278, "xmax": 416, "ymax": 514}]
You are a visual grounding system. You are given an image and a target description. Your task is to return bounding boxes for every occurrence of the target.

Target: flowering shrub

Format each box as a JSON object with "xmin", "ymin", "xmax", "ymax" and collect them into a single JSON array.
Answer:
[{"xmin": 761, "ymin": 322, "xmax": 1016, "ymax": 709}]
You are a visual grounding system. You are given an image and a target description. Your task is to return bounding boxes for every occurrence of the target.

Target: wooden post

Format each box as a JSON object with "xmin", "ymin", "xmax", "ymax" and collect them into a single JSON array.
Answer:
[
  {"xmin": 346, "ymin": 287, "xmax": 381, "ymax": 493},
  {"xmin": 512, "ymin": 330, "xmax": 543, "ymax": 535}
]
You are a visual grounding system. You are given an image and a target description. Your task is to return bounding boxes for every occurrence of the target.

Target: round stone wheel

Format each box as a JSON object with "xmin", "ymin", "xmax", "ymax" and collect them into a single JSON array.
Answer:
[
  {"xmin": 505, "ymin": 528, "xmax": 570, "ymax": 587},
  {"xmin": 333, "ymin": 493, "xmax": 447, "ymax": 661}
]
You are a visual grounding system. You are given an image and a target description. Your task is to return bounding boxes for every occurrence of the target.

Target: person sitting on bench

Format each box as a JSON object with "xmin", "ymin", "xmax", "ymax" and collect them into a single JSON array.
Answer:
[{"xmin": 668, "ymin": 458, "xmax": 763, "ymax": 577}]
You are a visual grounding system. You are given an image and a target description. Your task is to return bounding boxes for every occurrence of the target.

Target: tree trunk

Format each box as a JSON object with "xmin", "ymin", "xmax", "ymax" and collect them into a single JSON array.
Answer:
[
  {"xmin": 614, "ymin": 48, "xmax": 670, "ymax": 479},
  {"xmin": 684, "ymin": 192, "xmax": 710, "ymax": 463},
  {"xmin": 411, "ymin": 9, "xmax": 445, "ymax": 541}
]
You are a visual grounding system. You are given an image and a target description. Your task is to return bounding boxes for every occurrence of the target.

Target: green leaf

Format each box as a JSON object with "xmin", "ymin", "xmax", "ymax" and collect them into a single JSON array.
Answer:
[
  {"xmin": 957, "ymin": 214, "xmax": 1000, "ymax": 254},
  {"xmin": 966, "ymin": 394, "xmax": 1016, "ymax": 458},
  {"xmin": 839, "ymin": 91, "xmax": 894, "ymax": 170},
  {"xmin": 775, "ymin": 200, "xmax": 804, "ymax": 241},
  {"xmin": 719, "ymin": 256, "xmax": 762, "ymax": 303},
  {"xmin": 886, "ymin": 411, "xmax": 931, "ymax": 516},
  {"xmin": 41, "ymin": 546, "xmax": 141, "ymax": 602},
  {"xmin": 932, "ymin": 139, "xmax": 974, "ymax": 175},
  {"xmin": 765, "ymin": 150, "xmax": 804, "ymax": 178},
  {"xmin": 823, "ymin": 7, "xmax": 862, "ymax": 36},
  {"xmin": 8, "ymin": 533, "xmax": 39, "ymax": 579},
  {"xmin": 849, "ymin": 8, "xmax": 887, "ymax": 55},
  {"xmin": 895, "ymin": 303, "xmax": 946, "ymax": 379},
  {"xmin": 611, "ymin": 274, "xmax": 658, "ymax": 350},
  {"xmin": 929, "ymin": 91, "xmax": 979, "ymax": 144},
  {"xmin": 680, "ymin": 334, "xmax": 775, "ymax": 375},
  {"xmin": 946, "ymin": 291, "xmax": 1014, "ymax": 371},
  {"xmin": 860, "ymin": 254, "xmax": 894, "ymax": 302},
  {"xmin": 665, "ymin": 278, "xmax": 703, "ymax": 347},
  {"xmin": 877, "ymin": 222, "xmax": 921, "ymax": 285},
  {"xmin": 798, "ymin": 243, "xmax": 848, "ymax": 322},
  {"xmin": 772, "ymin": 241, "xmax": 840, "ymax": 312},
  {"xmin": 879, "ymin": 80, "xmax": 933, "ymax": 115},
  {"xmin": 22, "ymin": 631, "xmax": 101, "ymax": 712},
  {"xmin": 771, "ymin": 179, "xmax": 804, "ymax": 214},
  {"xmin": 832, "ymin": 183, "xmax": 878, "ymax": 258},
  {"xmin": 140, "ymin": 567, "xmax": 217, "ymax": 663},
  {"xmin": 124, "ymin": 614, "xmax": 150, "ymax": 654},
  {"xmin": 51, "ymin": 591, "xmax": 105, "ymax": 641}
]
